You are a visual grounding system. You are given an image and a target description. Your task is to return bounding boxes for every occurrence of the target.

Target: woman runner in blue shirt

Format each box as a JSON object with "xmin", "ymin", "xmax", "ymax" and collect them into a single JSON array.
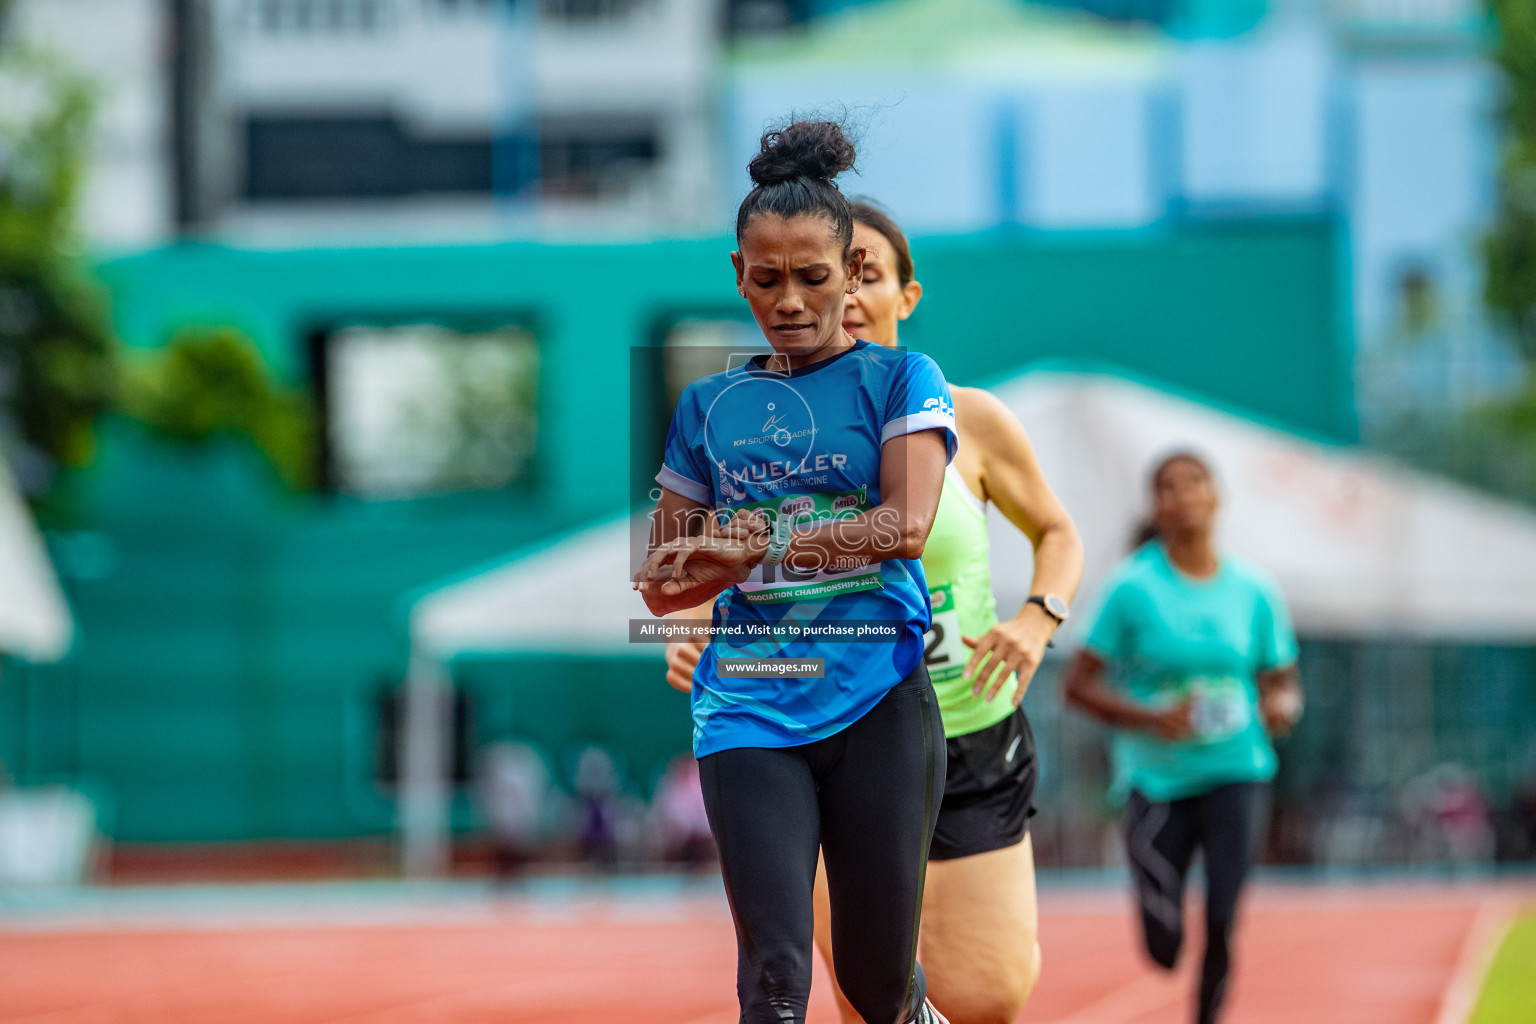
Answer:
[{"xmin": 634, "ymin": 120, "xmax": 956, "ymax": 1024}]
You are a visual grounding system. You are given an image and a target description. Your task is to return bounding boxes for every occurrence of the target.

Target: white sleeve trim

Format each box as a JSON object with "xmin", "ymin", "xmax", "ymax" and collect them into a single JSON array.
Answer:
[
  {"xmin": 655, "ymin": 465, "xmax": 711, "ymax": 505},
  {"xmin": 881, "ymin": 411, "xmax": 959, "ymax": 455}
]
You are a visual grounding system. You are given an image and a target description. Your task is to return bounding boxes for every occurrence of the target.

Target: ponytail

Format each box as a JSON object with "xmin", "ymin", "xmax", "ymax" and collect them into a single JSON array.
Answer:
[{"xmin": 1130, "ymin": 518, "xmax": 1160, "ymax": 551}]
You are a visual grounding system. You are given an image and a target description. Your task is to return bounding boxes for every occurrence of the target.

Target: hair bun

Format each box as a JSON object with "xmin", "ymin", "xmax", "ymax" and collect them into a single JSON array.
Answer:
[{"xmin": 748, "ymin": 120, "xmax": 856, "ymax": 188}]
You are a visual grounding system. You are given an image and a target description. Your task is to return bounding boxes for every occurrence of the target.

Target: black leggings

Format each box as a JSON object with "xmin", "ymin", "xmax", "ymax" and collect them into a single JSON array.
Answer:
[
  {"xmin": 1124, "ymin": 782, "xmax": 1268, "ymax": 1024},
  {"xmin": 699, "ymin": 665, "xmax": 945, "ymax": 1024}
]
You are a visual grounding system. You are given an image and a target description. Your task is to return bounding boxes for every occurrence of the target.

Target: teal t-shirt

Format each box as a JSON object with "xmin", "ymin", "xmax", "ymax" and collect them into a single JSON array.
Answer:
[{"xmin": 1078, "ymin": 542, "xmax": 1298, "ymax": 803}]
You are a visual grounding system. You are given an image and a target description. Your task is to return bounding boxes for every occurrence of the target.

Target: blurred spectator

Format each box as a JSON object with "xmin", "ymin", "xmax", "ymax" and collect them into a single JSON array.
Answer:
[
  {"xmin": 572, "ymin": 746, "xmax": 624, "ymax": 869},
  {"xmin": 475, "ymin": 741, "xmax": 551, "ymax": 881},
  {"xmin": 651, "ymin": 756, "xmax": 714, "ymax": 869},
  {"xmin": 1400, "ymin": 764, "xmax": 1495, "ymax": 868},
  {"xmin": 1312, "ymin": 781, "xmax": 1391, "ymax": 867},
  {"xmin": 1433, "ymin": 767, "xmax": 1495, "ymax": 867},
  {"xmin": 1510, "ymin": 778, "xmax": 1536, "ymax": 860}
]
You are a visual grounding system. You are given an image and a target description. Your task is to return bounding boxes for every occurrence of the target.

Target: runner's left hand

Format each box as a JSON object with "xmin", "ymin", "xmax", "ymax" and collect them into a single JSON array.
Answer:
[
  {"xmin": 1260, "ymin": 688, "xmax": 1303, "ymax": 737},
  {"xmin": 961, "ymin": 612, "xmax": 1055, "ymax": 706},
  {"xmin": 634, "ymin": 510, "xmax": 768, "ymax": 596}
]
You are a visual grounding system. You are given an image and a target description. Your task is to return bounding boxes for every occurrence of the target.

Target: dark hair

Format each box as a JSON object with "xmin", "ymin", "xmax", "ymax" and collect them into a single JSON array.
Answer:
[
  {"xmin": 849, "ymin": 198, "xmax": 914, "ymax": 286},
  {"xmin": 736, "ymin": 120, "xmax": 857, "ymax": 250},
  {"xmin": 1130, "ymin": 451, "xmax": 1213, "ymax": 549}
]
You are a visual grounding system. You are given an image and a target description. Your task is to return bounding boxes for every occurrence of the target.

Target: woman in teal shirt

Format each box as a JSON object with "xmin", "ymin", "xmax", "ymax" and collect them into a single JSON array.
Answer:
[{"xmin": 1063, "ymin": 453, "xmax": 1303, "ymax": 1024}]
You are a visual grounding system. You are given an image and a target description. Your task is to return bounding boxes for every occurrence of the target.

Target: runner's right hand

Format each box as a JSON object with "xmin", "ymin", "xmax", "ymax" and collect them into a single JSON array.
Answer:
[
  {"xmin": 1150, "ymin": 698, "xmax": 1195, "ymax": 741},
  {"xmin": 665, "ymin": 639, "xmax": 705, "ymax": 694}
]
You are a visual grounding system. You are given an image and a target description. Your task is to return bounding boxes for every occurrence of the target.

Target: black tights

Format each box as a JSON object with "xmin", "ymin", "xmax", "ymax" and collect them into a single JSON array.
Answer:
[
  {"xmin": 1124, "ymin": 782, "xmax": 1268, "ymax": 1024},
  {"xmin": 699, "ymin": 666, "xmax": 945, "ymax": 1024}
]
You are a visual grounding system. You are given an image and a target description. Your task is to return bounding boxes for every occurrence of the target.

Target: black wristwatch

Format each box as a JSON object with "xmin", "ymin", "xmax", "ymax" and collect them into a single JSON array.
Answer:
[{"xmin": 1026, "ymin": 593, "xmax": 1070, "ymax": 625}]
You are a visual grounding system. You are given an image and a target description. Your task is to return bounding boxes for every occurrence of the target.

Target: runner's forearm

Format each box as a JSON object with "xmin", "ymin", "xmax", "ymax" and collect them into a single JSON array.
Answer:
[
  {"xmin": 666, "ymin": 599, "xmax": 717, "ymax": 621},
  {"xmin": 774, "ymin": 428, "xmax": 944, "ymax": 568},
  {"xmin": 1062, "ymin": 653, "xmax": 1161, "ymax": 732},
  {"xmin": 778, "ymin": 502, "xmax": 934, "ymax": 573},
  {"xmin": 663, "ymin": 598, "xmax": 717, "ymax": 643},
  {"xmin": 642, "ymin": 581, "xmax": 736, "ymax": 617},
  {"xmin": 1029, "ymin": 519, "xmax": 1084, "ymax": 601},
  {"xmin": 1066, "ymin": 684, "xmax": 1162, "ymax": 732},
  {"xmin": 1010, "ymin": 519, "xmax": 1084, "ymax": 626}
]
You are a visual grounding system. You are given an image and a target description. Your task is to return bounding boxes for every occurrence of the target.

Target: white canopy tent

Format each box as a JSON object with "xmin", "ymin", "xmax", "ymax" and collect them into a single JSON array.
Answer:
[
  {"xmin": 399, "ymin": 370, "xmax": 1536, "ymax": 874},
  {"xmin": 400, "ymin": 517, "xmax": 660, "ymax": 874},
  {"xmin": 411, "ymin": 518, "xmax": 663, "ymax": 663},
  {"xmin": 0, "ymin": 463, "xmax": 86, "ymax": 887},
  {"xmin": 0, "ymin": 461, "xmax": 72, "ymax": 664},
  {"xmin": 986, "ymin": 371, "xmax": 1536, "ymax": 641}
]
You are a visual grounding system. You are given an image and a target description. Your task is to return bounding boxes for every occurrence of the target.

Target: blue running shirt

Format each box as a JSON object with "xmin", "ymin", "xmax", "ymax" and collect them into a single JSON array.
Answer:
[{"xmin": 656, "ymin": 341, "xmax": 958, "ymax": 757}]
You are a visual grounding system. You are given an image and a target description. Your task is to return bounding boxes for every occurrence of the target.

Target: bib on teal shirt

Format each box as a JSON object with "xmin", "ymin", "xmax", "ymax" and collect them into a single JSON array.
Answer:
[{"xmin": 1077, "ymin": 542, "xmax": 1298, "ymax": 804}]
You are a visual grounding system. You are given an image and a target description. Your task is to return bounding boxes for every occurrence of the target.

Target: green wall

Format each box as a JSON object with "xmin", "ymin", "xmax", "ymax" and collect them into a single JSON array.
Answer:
[{"xmin": 2, "ymin": 219, "xmax": 1347, "ymax": 843}]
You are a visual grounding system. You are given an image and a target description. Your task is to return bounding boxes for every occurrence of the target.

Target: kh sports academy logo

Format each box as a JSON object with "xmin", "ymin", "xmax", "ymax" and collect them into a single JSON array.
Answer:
[
  {"xmin": 730, "ymin": 408, "xmax": 816, "ymax": 449},
  {"xmin": 762, "ymin": 413, "xmax": 789, "ymax": 445},
  {"xmin": 703, "ymin": 375, "xmax": 826, "ymax": 503}
]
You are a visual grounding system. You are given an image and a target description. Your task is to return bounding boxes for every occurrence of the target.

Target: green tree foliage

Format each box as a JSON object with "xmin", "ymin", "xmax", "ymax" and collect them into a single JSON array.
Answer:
[
  {"xmin": 0, "ymin": 21, "xmax": 313, "ymax": 497},
  {"xmin": 121, "ymin": 326, "xmax": 316, "ymax": 490},
  {"xmin": 1485, "ymin": 0, "xmax": 1536, "ymax": 359},
  {"xmin": 0, "ymin": 44, "xmax": 116, "ymax": 492},
  {"xmin": 1467, "ymin": 0, "xmax": 1536, "ymax": 505}
]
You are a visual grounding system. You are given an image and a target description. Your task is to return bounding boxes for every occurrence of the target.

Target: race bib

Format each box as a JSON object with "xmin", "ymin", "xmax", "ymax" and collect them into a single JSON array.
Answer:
[
  {"xmin": 733, "ymin": 489, "xmax": 885, "ymax": 604},
  {"xmin": 923, "ymin": 584, "xmax": 966, "ymax": 682},
  {"xmin": 1184, "ymin": 675, "xmax": 1252, "ymax": 743}
]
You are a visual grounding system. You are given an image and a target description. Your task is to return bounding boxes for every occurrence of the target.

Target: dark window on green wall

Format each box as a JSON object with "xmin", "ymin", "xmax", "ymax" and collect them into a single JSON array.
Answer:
[
  {"xmin": 660, "ymin": 318, "xmax": 764, "ymax": 414},
  {"xmin": 375, "ymin": 688, "xmax": 476, "ymax": 787},
  {"xmin": 316, "ymin": 322, "xmax": 539, "ymax": 497}
]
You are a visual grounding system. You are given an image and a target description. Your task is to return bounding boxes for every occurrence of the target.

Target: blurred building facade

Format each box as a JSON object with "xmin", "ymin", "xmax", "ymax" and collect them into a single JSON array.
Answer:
[
  {"xmin": 212, "ymin": 0, "xmax": 722, "ymax": 238},
  {"xmin": 726, "ymin": 0, "xmax": 1504, "ymax": 424},
  {"xmin": 11, "ymin": 0, "xmax": 1502, "ymax": 383},
  {"xmin": 10, "ymin": 0, "xmax": 726, "ymax": 244},
  {"xmin": 14, "ymin": 0, "xmax": 1505, "ymax": 418},
  {"xmin": 4, "ymin": 0, "xmax": 1534, "ymax": 872},
  {"xmin": 4, "ymin": 0, "xmax": 171, "ymax": 250}
]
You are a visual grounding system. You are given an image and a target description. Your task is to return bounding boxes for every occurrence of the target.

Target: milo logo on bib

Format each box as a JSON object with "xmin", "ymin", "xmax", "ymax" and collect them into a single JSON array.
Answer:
[
  {"xmin": 922, "ymin": 583, "xmax": 966, "ymax": 683},
  {"xmin": 734, "ymin": 488, "xmax": 884, "ymax": 603},
  {"xmin": 779, "ymin": 495, "xmax": 815, "ymax": 518}
]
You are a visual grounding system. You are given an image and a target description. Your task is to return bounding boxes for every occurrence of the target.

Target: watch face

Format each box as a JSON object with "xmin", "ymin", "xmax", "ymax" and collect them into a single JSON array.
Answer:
[{"xmin": 1043, "ymin": 594, "xmax": 1070, "ymax": 621}]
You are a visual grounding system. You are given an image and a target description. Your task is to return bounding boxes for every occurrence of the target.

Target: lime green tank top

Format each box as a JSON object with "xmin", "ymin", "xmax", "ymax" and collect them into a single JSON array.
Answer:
[{"xmin": 921, "ymin": 464, "xmax": 1018, "ymax": 737}]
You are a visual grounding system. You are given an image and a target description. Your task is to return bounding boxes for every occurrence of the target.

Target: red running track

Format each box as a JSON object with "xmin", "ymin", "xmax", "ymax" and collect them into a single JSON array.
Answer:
[{"xmin": 0, "ymin": 881, "xmax": 1524, "ymax": 1024}]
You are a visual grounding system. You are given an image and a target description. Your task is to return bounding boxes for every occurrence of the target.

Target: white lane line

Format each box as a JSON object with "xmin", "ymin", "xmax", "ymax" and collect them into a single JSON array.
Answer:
[{"xmin": 1430, "ymin": 896, "xmax": 1520, "ymax": 1024}]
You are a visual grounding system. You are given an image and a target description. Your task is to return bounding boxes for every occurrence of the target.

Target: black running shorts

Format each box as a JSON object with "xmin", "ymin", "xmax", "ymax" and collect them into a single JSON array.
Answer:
[{"xmin": 929, "ymin": 706, "xmax": 1038, "ymax": 861}]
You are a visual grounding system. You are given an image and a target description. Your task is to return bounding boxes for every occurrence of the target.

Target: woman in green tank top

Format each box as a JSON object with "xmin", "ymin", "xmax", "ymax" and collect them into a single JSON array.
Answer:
[{"xmin": 664, "ymin": 202, "xmax": 1083, "ymax": 1024}]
